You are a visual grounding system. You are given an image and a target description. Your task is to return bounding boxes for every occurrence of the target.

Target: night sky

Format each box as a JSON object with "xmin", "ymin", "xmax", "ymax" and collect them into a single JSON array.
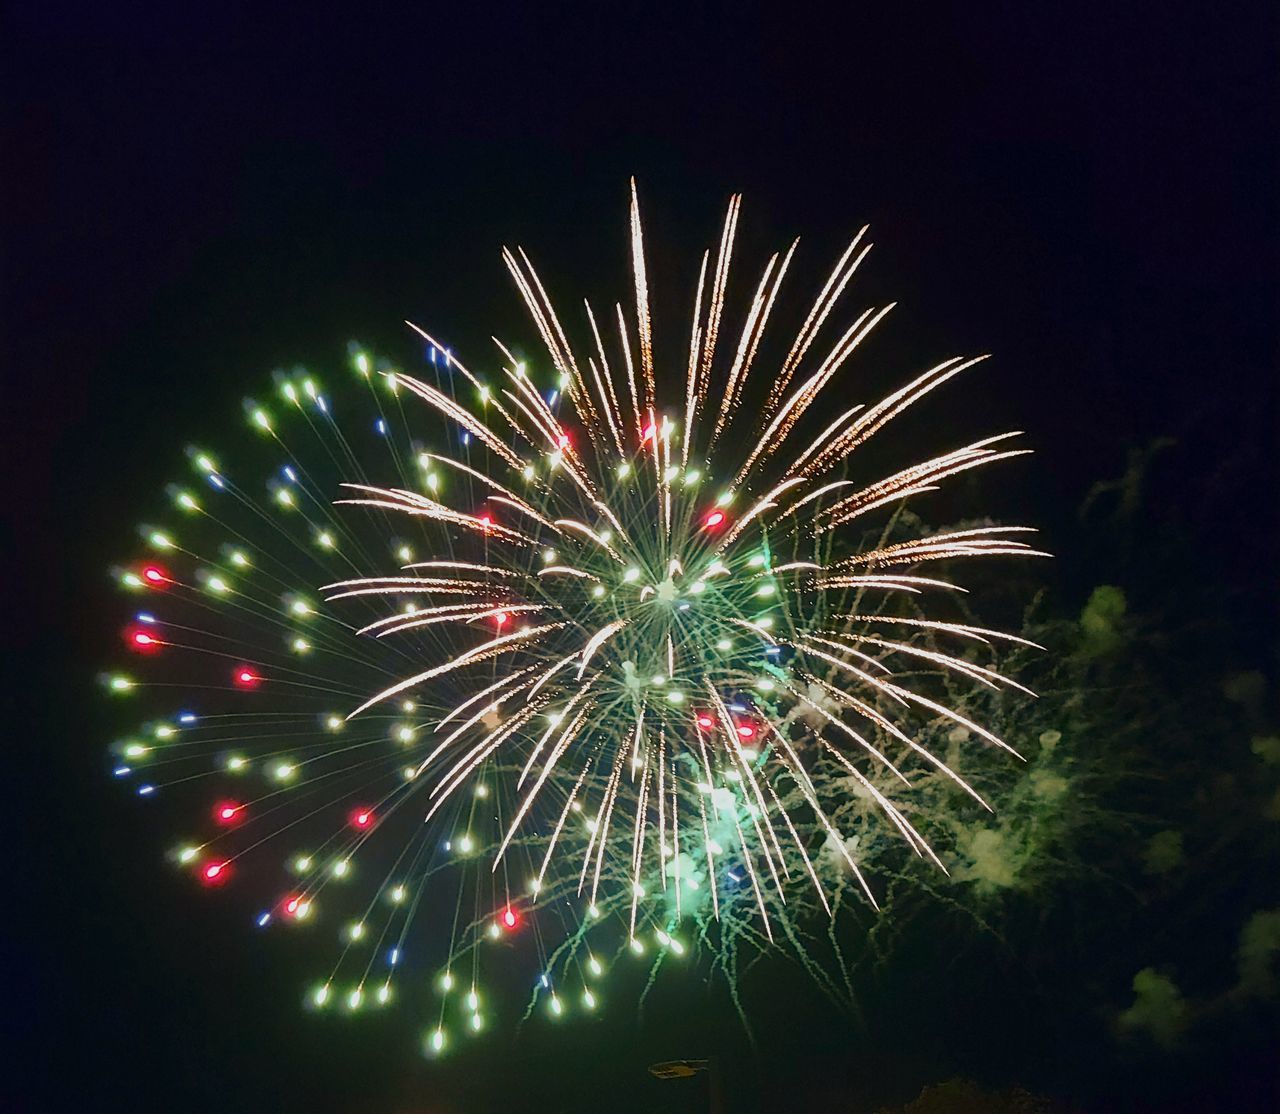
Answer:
[{"xmin": 7, "ymin": 4, "xmax": 1278, "ymax": 1112}]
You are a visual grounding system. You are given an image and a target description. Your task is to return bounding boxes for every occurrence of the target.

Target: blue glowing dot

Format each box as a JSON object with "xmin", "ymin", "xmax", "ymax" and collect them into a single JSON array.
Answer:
[
  {"xmin": 461, "ymin": 433, "xmax": 471, "ymax": 446},
  {"xmin": 430, "ymin": 347, "xmax": 438, "ymax": 365},
  {"xmin": 539, "ymin": 974, "xmax": 550, "ymax": 988},
  {"xmin": 283, "ymin": 466, "xmax": 297, "ymax": 482},
  {"xmin": 317, "ymin": 396, "xmax": 329, "ymax": 413},
  {"xmin": 766, "ymin": 646, "xmax": 781, "ymax": 656},
  {"xmin": 257, "ymin": 913, "xmax": 272, "ymax": 927},
  {"xmin": 113, "ymin": 766, "xmax": 132, "ymax": 777},
  {"xmin": 547, "ymin": 390, "xmax": 558, "ymax": 405},
  {"xmin": 179, "ymin": 713, "xmax": 197, "ymax": 723},
  {"xmin": 208, "ymin": 474, "xmax": 225, "ymax": 489},
  {"xmin": 388, "ymin": 948, "xmax": 400, "ymax": 966},
  {"xmin": 137, "ymin": 784, "xmax": 156, "ymax": 796},
  {"xmin": 729, "ymin": 703, "xmax": 747, "ymax": 713},
  {"xmin": 376, "ymin": 419, "xmax": 388, "ymax": 436},
  {"xmin": 136, "ymin": 612, "xmax": 156, "ymax": 624}
]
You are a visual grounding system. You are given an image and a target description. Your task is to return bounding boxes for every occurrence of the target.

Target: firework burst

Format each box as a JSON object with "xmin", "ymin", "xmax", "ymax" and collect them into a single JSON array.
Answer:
[{"xmin": 103, "ymin": 182, "xmax": 1045, "ymax": 1047}]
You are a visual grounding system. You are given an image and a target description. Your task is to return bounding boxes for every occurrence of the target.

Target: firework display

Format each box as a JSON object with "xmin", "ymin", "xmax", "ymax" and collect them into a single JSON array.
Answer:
[{"xmin": 103, "ymin": 183, "xmax": 1044, "ymax": 1050}]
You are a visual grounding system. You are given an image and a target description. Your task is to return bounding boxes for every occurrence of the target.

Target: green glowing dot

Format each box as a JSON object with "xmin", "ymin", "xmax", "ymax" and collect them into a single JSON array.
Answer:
[
  {"xmin": 583, "ymin": 990, "xmax": 597, "ymax": 1009},
  {"xmin": 549, "ymin": 996, "xmax": 563, "ymax": 1017},
  {"xmin": 716, "ymin": 638, "xmax": 732, "ymax": 651},
  {"xmin": 522, "ymin": 465, "xmax": 535, "ymax": 481},
  {"xmin": 332, "ymin": 859, "xmax": 350, "ymax": 878},
  {"xmin": 148, "ymin": 532, "xmax": 173, "ymax": 549},
  {"xmin": 252, "ymin": 409, "xmax": 272, "ymax": 432},
  {"xmin": 465, "ymin": 989, "xmax": 479, "ymax": 1010},
  {"xmin": 292, "ymin": 638, "xmax": 310, "ymax": 654},
  {"xmin": 229, "ymin": 550, "xmax": 249, "ymax": 567},
  {"xmin": 294, "ymin": 855, "xmax": 312, "ymax": 872},
  {"xmin": 756, "ymin": 583, "xmax": 776, "ymax": 598},
  {"xmin": 630, "ymin": 937, "xmax": 645, "ymax": 955},
  {"xmin": 226, "ymin": 755, "xmax": 247, "ymax": 772},
  {"xmin": 666, "ymin": 690, "xmax": 684, "ymax": 704},
  {"xmin": 177, "ymin": 846, "xmax": 198, "ymax": 864},
  {"xmin": 313, "ymin": 984, "xmax": 330, "ymax": 1007},
  {"xmin": 389, "ymin": 884, "xmax": 406, "ymax": 904},
  {"xmin": 177, "ymin": 492, "xmax": 199, "ymax": 512},
  {"xmin": 121, "ymin": 572, "xmax": 143, "ymax": 589},
  {"xmin": 355, "ymin": 353, "xmax": 370, "ymax": 375},
  {"xmin": 587, "ymin": 957, "xmax": 602, "ymax": 977},
  {"xmin": 429, "ymin": 1029, "xmax": 445, "ymax": 1053},
  {"xmin": 591, "ymin": 585, "xmax": 605, "ymax": 598},
  {"xmin": 683, "ymin": 469, "xmax": 701, "ymax": 485},
  {"xmin": 440, "ymin": 972, "xmax": 454, "ymax": 992},
  {"xmin": 716, "ymin": 490, "xmax": 733, "ymax": 507},
  {"xmin": 757, "ymin": 678, "xmax": 775, "ymax": 692},
  {"xmin": 617, "ymin": 463, "xmax": 631, "ymax": 478},
  {"xmin": 325, "ymin": 715, "xmax": 342, "ymax": 731},
  {"xmin": 124, "ymin": 743, "xmax": 148, "ymax": 759},
  {"xmin": 470, "ymin": 1012, "xmax": 483, "ymax": 1031},
  {"xmin": 348, "ymin": 922, "xmax": 365, "ymax": 941},
  {"xmin": 109, "ymin": 675, "xmax": 133, "ymax": 692},
  {"xmin": 347, "ymin": 988, "xmax": 362, "ymax": 1010}
]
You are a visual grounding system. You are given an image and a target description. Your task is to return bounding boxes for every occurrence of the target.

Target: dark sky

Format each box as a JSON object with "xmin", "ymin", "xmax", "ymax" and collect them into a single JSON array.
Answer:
[{"xmin": 6, "ymin": 3, "xmax": 1277, "ymax": 1112}]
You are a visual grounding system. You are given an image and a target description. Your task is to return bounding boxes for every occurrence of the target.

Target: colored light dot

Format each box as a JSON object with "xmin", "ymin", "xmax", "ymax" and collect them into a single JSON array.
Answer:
[
  {"xmin": 669, "ymin": 938, "xmax": 686, "ymax": 955},
  {"xmin": 332, "ymin": 860, "xmax": 350, "ymax": 878},
  {"xmin": 716, "ymin": 490, "xmax": 733, "ymax": 507},
  {"xmin": 121, "ymin": 572, "xmax": 143, "ymax": 589},
  {"xmin": 396, "ymin": 725, "xmax": 415, "ymax": 743},
  {"xmin": 351, "ymin": 809, "xmax": 373, "ymax": 829},
  {"xmin": 348, "ymin": 922, "xmax": 365, "ymax": 941},
  {"xmin": 622, "ymin": 567, "xmax": 640, "ymax": 583},
  {"xmin": 756, "ymin": 583, "xmax": 776, "ymax": 598},
  {"xmin": 149, "ymin": 532, "xmax": 172, "ymax": 549},
  {"xmin": 696, "ymin": 715, "xmax": 714, "ymax": 730},
  {"xmin": 757, "ymin": 617, "xmax": 774, "ymax": 629},
  {"xmin": 292, "ymin": 638, "xmax": 310, "ymax": 653},
  {"xmin": 684, "ymin": 469, "xmax": 701, "ymax": 485},
  {"xmin": 522, "ymin": 464, "xmax": 535, "ymax": 480},
  {"xmin": 757, "ymin": 678, "xmax": 775, "ymax": 692},
  {"xmin": 290, "ymin": 600, "xmax": 311, "ymax": 616},
  {"xmin": 347, "ymin": 988, "xmax": 362, "ymax": 1010},
  {"xmin": 503, "ymin": 907, "xmax": 517, "ymax": 929},
  {"xmin": 390, "ymin": 885, "xmax": 406, "ymax": 904},
  {"xmin": 716, "ymin": 639, "xmax": 732, "ymax": 651},
  {"xmin": 587, "ymin": 957, "xmax": 602, "ymax": 977},
  {"xmin": 294, "ymin": 855, "xmax": 312, "ymax": 872},
  {"xmin": 177, "ymin": 846, "xmax": 198, "ymax": 864},
  {"xmin": 591, "ymin": 585, "xmax": 605, "ymax": 598},
  {"xmin": 666, "ymin": 690, "xmax": 684, "ymax": 704},
  {"xmin": 630, "ymin": 938, "xmax": 645, "ymax": 954},
  {"xmin": 316, "ymin": 531, "xmax": 335, "ymax": 548},
  {"xmin": 377, "ymin": 985, "xmax": 391, "ymax": 1005},
  {"xmin": 355, "ymin": 353, "xmax": 370, "ymax": 375},
  {"xmin": 204, "ymin": 862, "xmax": 226, "ymax": 881},
  {"xmin": 124, "ymin": 742, "xmax": 148, "ymax": 758},
  {"xmin": 583, "ymin": 990, "xmax": 596, "ymax": 1009},
  {"xmin": 465, "ymin": 990, "xmax": 479, "ymax": 1010},
  {"xmin": 230, "ymin": 550, "xmax": 249, "ymax": 567},
  {"xmin": 440, "ymin": 972, "xmax": 454, "ymax": 992},
  {"xmin": 737, "ymin": 724, "xmax": 756, "ymax": 739},
  {"xmin": 235, "ymin": 668, "xmax": 259, "ymax": 686},
  {"xmin": 109, "ymin": 675, "xmax": 133, "ymax": 692},
  {"xmin": 273, "ymin": 763, "xmax": 295, "ymax": 780},
  {"xmin": 689, "ymin": 580, "xmax": 706, "ymax": 595},
  {"xmin": 663, "ymin": 465, "xmax": 679, "ymax": 481},
  {"xmin": 325, "ymin": 715, "xmax": 342, "ymax": 731},
  {"xmin": 429, "ymin": 1029, "xmax": 445, "ymax": 1054},
  {"xmin": 313, "ymin": 985, "xmax": 330, "ymax": 1007},
  {"xmin": 549, "ymin": 996, "xmax": 563, "ymax": 1017},
  {"xmin": 457, "ymin": 835, "xmax": 474, "ymax": 854}
]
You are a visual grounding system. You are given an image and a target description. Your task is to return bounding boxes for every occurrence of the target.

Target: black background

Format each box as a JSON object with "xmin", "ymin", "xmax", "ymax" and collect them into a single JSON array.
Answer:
[{"xmin": 5, "ymin": 3, "xmax": 1277, "ymax": 1111}]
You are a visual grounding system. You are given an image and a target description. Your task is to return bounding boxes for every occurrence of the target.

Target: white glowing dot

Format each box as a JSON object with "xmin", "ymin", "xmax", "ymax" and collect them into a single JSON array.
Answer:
[
  {"xmin": 666, "ymin": 690, "xmax": 684, "ymax": 704},
  {"xmin": 377, "ymin": 985, "xmax": 391, "ymax": 1005},
  {"xmin": 591, "ymin": 585, "xmax": 605, "ymax": 598},
  {"xmin": 325, "ymin": 715, "xmax": 342, "ymax": 731},
  {"xmin": 457, "ymin": 835, "xmax": 474, "ymax": 854},
  {"xmin": 275, "ymin": 489, "xmax": 294, "ymax": 508},
  {"xmin": 291, "ymin": 599, "xmax": 311, "ymax": 616},
  {"xmin": 332, "ymin": 859, "xmax": 350, "ymax": 878},
  {"xmin": 273, "ymin": 762, "xmax": 296, "ymax": 781},
  {"xmin": 617, "ymin": 462, "xmax": 631, "ymax": 478},
  {"xmin": 348, "ymin": 922, "xmax": 365, "ymax": 941},
  {"xmin": 716, "ymin": 490, "xmax": 733, "ymax": 507},
  {"xmin": 542, "ymin": 548, "xmax": 557, "ymax": 563},
  {"xmin": 474, "ymin": 783, "xmax": 489, "ymax": 798},
  {"xmin": 390, "ymin": 885, "xmax": 406, "ymax": 904},
  {"xmin": 716, "ymin": 638, "xmax": 732, "ymax": 651},
  {"xmin": 292, "ymin": 638, "xmax": 310, "ymax": 653},
  {"xmin": 207, "ymin": 576, "xmax": 229, "ymax": 593},
  {"xmin": 757, "ymin": 617, "xmax": 774, "ymax": 629},
  {"xmin": 396, "ymin": 725, "xmax": 415, "ymax": 743},
  {"xmin": 316, "ymin": 531, "xmax": 334, "ymax": 548},
  {"xmin": 440, "ymin": 972, "xmax": 454, "ymax": 992},
  {"xmin": 683, "ymin": 470, "xmax": 701, "ymax": 485},
  {"xmin": 230, "ymin": 550, "xmax": 249, "ymax": 567},
  {"xmin": 689, "ymin": 580, "xmax": 706, "ymax": 594},
  {"xmin": 623, "ymin": 567, "xmax": 640, "ymax": 583},
  {"xmin": 355, "ymin": 353, "xmax": 370, "ymax": 375},
  {"xmin": 313, "ymin": 984, "xmax": 330, "ymax": 1007},
  {"xmin": 757, "ymin": 678, "xmax": 775, "ymax": 692},
  {"xmin": 294, "ymin": 854, "xmax": 312, "ymax": 871},
  {"xmin": 226, "ymin": 755, "xmax": 246, "ymax": 771},
  {"xmin": 149, "ymin": 532, "xmax": 173, "ymax": 549}
]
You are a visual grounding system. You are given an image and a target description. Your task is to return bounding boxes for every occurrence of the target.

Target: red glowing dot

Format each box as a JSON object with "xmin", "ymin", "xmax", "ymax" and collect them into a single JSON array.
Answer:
[
  {"xmin": 556, "ymin": 432, "xmax": 570, "ymax": 449},
  {"xmin": 704, "ymin": 510, "xmax": 726, "ymax": 529},
  {"xmin": 142, "ymin": 565, "xmax": 167, "ymax": 586},
  {"xmin": 284, "ymin": 895, "xmax": 302, "ymax": 916},
  {"xmin": 350, "ymin": 808, "xmax": 374, "ymax": 830},
  {"xmin": 214, "ymin": 801, "xmax": 243, "ymax": 824},
  {"xmin": 126, "ymin": 626, "xmax": 162, "ymax": 653},
  {"xmin": 234, "ymin": 666, "xmax": 261, "ymax": 688},
  {"xmin": 696, "ymin": 714, "xmax": 714, "ymax": 730},
  {"xmin": 736, "ymin": 724, "xmax": 756, "ymax": 740},
  {"xmin": 495, "ymin": 611, "xmax": 509, "ymax": 628},
  {"xmin": 478, "ymin": 514, "xmax": 493, "ymax": 532},
  {"xmin": 641, "ymin": 423, "xmax": 656, "ymax": 442},
  {"xmin": 203, "ymin": 861, "xmax": 229, "ymax": 884},
  {"xmin": 502, "ymin": 907, "xmax": 518, "ymax": 929}
]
